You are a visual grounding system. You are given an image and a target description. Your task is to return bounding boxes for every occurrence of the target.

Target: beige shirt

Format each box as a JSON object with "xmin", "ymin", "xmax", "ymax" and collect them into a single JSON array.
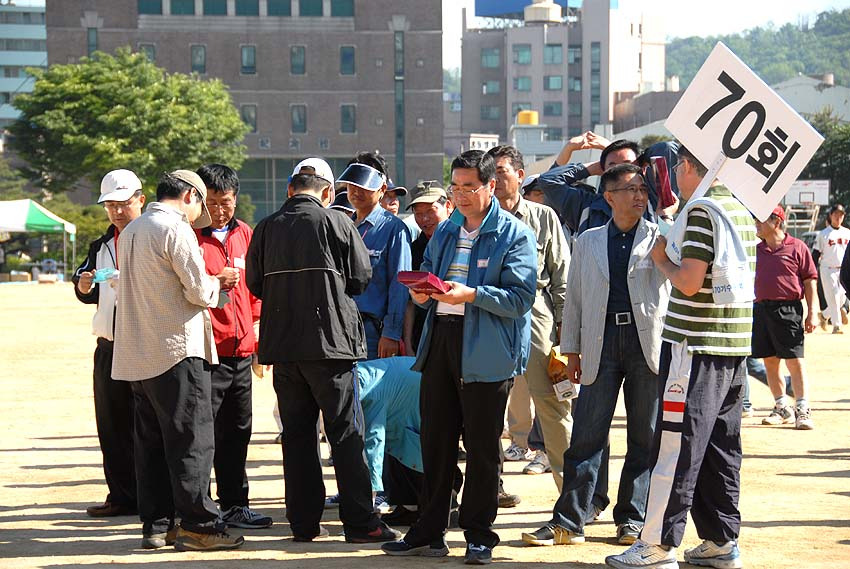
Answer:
[
  {"xmin": 512, "ymin": 197, "xmax": 570, "ymax": 325},
  {"xmin": 112, "ymin": 202, "xmax": 220, "ymax": 381}
]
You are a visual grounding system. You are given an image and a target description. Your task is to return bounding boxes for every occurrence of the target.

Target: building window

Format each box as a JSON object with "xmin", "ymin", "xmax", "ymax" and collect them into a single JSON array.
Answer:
[
  {"xmin": 591, "ymin": 42, "xmax": 601, "ymax": 72},
  {"xmin": 591, "ymin": 99, "xmax": 601, "ymax": 123},
  {"xmin": 290, "ymin": 46, "xmax": 305, "ymax": 75},
  {"xmin": 543, "ymin": 101, "xmax": 562, "ymax": 116},
  {"xmin": 291, "ymin": 105, "xmax": 307, "ymax": 133},
  {"xmin": 267, "ymin": 0, "xmax": 291, "ymax": 16},
  {"xmin": 482, "ymin": 80, "xmax": 500, "ymax": 95},
  {"xmin": 241, "ymin": 46, "xmax": 256, "ymax": 74},
  {"xmin": 191, "ymin": 45, "xmax": 206, "ymax": 73},
  {"xmin": 340, "ymin": 46, "xmax": 355, "ymax": 75},
  {"xmin": 512, "ymin": 102, "xmax": 532, "ymax": 117},
  {"xmin": 544, "ymin": 75, "xmax": 563, "ymax": 91},
  {"xmin": 331, "ymin": 0, "xmax": 354, "ymax": 17},
  {"xmin": 569, "ymin": 101, "xmax": 582, "ymax": 116},
  {"xmin": 139, "ymin": 43, "xmax": 155, "ymax": 62},
  {"xmin": 0, "ymin": 38, "xmax": 47, "ymax": 51},
  {"xmin": 512, "ymin": 44, "xmax": 532, "ymax": 65},
  {"xmin": 171, "ymin": 0, "xmax": 195, "ymax": 15},
  {"xmin": 480, "ymin": 105, "xmax": 501, "ymax": 120},
  {"xmin": 544, "ymin": 43, "xmax": 562, "ymax": 65},
  {"xmin": 591, "ymin": 73, "xmax": 601, "ymax": 96},
  {"xmin": 341, "ymin": 104, "xmax": 356, "ymax": 133},
  {"xmin": 235, "ymin": 0, "xmax": 259, "ymax": 16},
  {"xmin": 513, "ymin": 76, "xmax": 532, "ymax": 92},
  {"xmin": 481, "ymin": 48, "xmax": 500, "ymax": 69},
  {"xmin": 138, "ymin": 0, "xmax": 163, "ymax": 14},
  {"xmin": 203, "ymin": 0, "xmax": 227, "ymax": 15},
  {"xmin": 87, "ymin": 28, "xmax": 98, "ymax": 55},
  {"xmin": 394, "ymin": 32, "xmax": 404, "ymax": 76},
  {"xmin": 300, "ymin": 0, "xmax": 323, "ymax": 16},
  {"xmin": 568, "ymin": 45, "xmax": 581, "ymax": 64},
  {"xmin": 568, "ymin": 77, "xmax": 582, "ymax": 92},
  {"xmin": 545, "ymin": 127, "xmax": 563, "ymax": 141},
  {"xmin": 241, "ymin": 105, "xmax": 257, "ymax": 133}
]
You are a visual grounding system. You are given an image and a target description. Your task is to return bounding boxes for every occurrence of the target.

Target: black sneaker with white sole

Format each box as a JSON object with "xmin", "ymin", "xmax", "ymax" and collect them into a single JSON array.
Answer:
[
  {"xmin": 221, "ymin": 505, "xmax": 273, "ymax": 529},
  {"xmin": 464, "ymin": 543, "xmax": 493, "ymax": 565},
  {"xmin": 382, "ymin": 538, "xmax": 449, "ymax": 557}
]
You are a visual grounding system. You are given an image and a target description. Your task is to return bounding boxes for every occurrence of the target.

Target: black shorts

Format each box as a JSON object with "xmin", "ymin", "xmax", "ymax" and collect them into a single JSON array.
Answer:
[{"xmin": 751, "ymin": 300, "xmax": 804, "ymax": 359}]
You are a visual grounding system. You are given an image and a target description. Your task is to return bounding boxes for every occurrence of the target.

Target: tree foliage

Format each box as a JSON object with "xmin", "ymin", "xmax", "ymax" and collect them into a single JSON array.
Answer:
[
  {"xmin": 799, "ymin": 109, "xmax": 850, "ymax": 208},
  {"xmin": 667, "ymin": 9, "xmax": 850, "ymax": 89},
  {"xmin": 9, "ymin": 48, "xmax": 249, "ymax": 197},
  {"xmin": 0, "ymin": 155, "xmax": 28, "ymax": 198}
]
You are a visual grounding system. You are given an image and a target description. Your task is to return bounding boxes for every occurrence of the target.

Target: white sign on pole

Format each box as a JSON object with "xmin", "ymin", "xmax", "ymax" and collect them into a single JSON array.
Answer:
[
  {"xmin": 784, "ymin": 179, "xmax": 830, "ymax": 205},
  {"xmin": 665, "ymin": 42, "xmax": 825, "ymax": 221}
]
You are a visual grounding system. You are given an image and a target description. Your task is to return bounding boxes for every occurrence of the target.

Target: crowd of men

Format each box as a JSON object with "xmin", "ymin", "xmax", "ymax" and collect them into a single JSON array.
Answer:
[{"xmin": 72, "ymin": 135, "xmax": 849, "ymax": 567}]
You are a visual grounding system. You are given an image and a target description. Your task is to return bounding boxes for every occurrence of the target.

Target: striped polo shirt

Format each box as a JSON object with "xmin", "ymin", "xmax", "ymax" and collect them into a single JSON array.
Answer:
[
  {"xmin": 436, "ymin": 225, "xmax": 479, "ymax": 316},
  {"xmin": 662, "ymin": 185, "xmax": 758, "ymax": 355}
]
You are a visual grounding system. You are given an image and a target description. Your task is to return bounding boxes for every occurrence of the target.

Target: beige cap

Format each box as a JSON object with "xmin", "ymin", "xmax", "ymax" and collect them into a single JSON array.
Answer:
[
  {"xmin": 406, "ymin": 180, "xmax": 447, "ymax": 210},
  {"xmin": 171, "ymin": 169, "xmax": 212, "ymax": 229}
]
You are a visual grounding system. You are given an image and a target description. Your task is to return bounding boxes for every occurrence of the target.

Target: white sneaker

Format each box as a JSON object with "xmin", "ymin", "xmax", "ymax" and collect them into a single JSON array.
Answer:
[
  {"xmin": 504, "ymin": 442, "xmax": 532, "ymax": 461},
  {"xmin": 605, "ymin": 540, "xmax": 678, "ymax": 569},
  {"xmin": 795, "ymin": 405, "xmax": 815, "ymax": 430},
  {"xmin": 684, "ymin": 540, "xmax": 742, "ymax": 568},
  {"xmin": 761, "ymin": 404, "xmax": 795, "ymax": 425},
  {"xmin": 523, "ymin": 450, "xmax": 551, "ymax": 474}
]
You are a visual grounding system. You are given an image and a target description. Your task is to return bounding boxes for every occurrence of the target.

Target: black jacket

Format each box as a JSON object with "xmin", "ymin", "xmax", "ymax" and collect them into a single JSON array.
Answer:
[{"xmin": 246, "ymin": 193, "xmax": 372, "ymax": 363}]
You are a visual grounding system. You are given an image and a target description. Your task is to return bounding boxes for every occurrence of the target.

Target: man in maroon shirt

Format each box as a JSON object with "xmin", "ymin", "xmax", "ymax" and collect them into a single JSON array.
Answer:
[{"xmin": 753, "ymin": 206, "xmax": 818, "ymax": 430}]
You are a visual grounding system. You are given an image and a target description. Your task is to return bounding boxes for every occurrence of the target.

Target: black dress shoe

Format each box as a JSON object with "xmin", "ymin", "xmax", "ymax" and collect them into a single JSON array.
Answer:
[
  {"xmin": 382, "ymin": 505, "xmax": 420, "ymax": 526},
  {"xmin": 86, "ymin": 501, "xmax": 137, "ymax": 517}
]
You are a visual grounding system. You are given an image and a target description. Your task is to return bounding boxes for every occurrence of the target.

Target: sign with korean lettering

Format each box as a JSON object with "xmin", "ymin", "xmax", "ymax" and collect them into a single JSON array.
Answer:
[{"xmin": 665, "ymin": 42, "xmax": 824, "ymax": 221}]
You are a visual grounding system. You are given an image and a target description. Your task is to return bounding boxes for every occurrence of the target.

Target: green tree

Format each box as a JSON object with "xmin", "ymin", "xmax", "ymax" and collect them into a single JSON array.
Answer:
[
  {"xmin": 640, "ymin": 134, "xmax": 673, "ymax": 149},
  {"xmin": 667, "ymin": 8, "xmax": 850, "ymax": 89},
  {"xmin": 235, "ymin": 192, "xmax": 256, "ymax": 226},
  {"xmin": 799, "ymin": 109, "xmax": 850, "ymax": 208},
  {"xmin": 9, "ymin": 48, "xmax": 249, "ymax": 198},
  {"xmin": 0, "ymin": 155, "xmax": 29, "ymax": 199}
]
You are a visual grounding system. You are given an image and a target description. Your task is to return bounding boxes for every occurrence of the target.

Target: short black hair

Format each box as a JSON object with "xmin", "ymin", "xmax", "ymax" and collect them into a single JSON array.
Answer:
[
  {"xmin": 487, "ymin": 145, "xmax": 524, "ymax": 171},
  {"xmin": 601, "ymin": 163, "xmax": 644, "ymax": 193},
  {"xmin": 156, "ymin": 173, "xmax": 195, "ymax": 201},
  {"xmin": 600, "ymin": 139, "xmax": 639, "ymax": 169},
  {"xmin": 677, "ymin": 145, "xmax": 708, "ymax": 176},
  {"xmin": 290, "ymin": 173, "xmax": 329, "ymax": 194},
  {"xmin": 196, "ymin": 163, "xmax": 240, "ymax": 196},
  {"xmin": 349, "ymin": 151, "xmax": 388, "ymax": 178},
  {"xmin": 451, "ymin": 150, "xmax": 496, "ymax": 185}
]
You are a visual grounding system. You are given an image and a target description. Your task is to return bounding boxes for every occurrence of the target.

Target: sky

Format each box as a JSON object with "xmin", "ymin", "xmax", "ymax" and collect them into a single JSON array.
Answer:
[{"xmin": 442, "ymin": 0, "xmax": 850, "ymax": 69}]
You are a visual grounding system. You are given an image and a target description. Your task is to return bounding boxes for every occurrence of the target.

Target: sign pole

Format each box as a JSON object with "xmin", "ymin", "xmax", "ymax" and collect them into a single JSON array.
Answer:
[{"xmin": 690, "ymin": 152, "xmax": 727, "ymax": 201}]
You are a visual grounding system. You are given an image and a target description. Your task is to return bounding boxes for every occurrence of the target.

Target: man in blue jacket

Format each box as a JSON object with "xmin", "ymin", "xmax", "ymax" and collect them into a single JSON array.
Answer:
[{"xmin": 382, "ymin": 150, "xmax": 537, "ymax": 564}]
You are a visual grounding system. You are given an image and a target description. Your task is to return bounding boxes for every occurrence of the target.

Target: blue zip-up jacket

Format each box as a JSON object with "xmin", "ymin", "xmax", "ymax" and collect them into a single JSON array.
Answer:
[{"xmin": 413, "ymin": 196, "xmax": 537, "ymax": 382}]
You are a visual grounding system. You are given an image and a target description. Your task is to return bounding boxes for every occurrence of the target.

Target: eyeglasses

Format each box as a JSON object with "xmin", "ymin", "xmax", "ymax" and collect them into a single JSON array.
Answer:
[
  {"xmin": 609, "ymin": 184, "xmax": 650, "ymax": 196},
  {"xmin": 103, "ymin": 197, "xmax": 139, "ymax": 211},
  {"xmin": 206, "ymin": 202, "xmax": 236, "ymax": 211},
  {"xmin": 673, "ymin": 159, "xmax": 687, "ymax": 171},
  {"xmin": 449, "ymin": 184, "xmax": 487, "ymax": 198}
]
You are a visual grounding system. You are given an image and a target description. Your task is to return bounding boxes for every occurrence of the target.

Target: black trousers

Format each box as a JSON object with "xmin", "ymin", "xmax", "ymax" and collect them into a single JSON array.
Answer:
[
  {"xmin": 210, "ymin": 356, "xmax": 253, "ymax": 510},
  {"xmin": 131, "ymin": 357, "xmax": 223, "ymax": 535},
  {"xmin": 384, "ymin": 454, "xmax": 423, "ymax": 507},
  {"xmin": 405, "ymin": 318, "xmax": 512, "ymax": 549},
  {"xmin": 273, "ymin": 359, "xmax": 379, "ymax": 537},
  {"xmin": 93, "ymin": 338, "xmax": 136, "ymax": 508},
  {"xmin": 642, "ymin": 343, "xmax": 745, "ymax": 547}
]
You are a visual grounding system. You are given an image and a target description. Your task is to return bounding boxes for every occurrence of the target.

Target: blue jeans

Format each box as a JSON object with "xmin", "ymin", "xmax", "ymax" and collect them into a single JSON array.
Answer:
[{"xmin": 551, "ymin": 319, "xmax": 660, "ymax": 531}]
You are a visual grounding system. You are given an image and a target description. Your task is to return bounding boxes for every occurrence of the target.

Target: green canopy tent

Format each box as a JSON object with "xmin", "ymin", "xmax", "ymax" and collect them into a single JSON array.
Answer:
[{"xmin": 0, "ymin": 199, "xmax": 77, "ymax": 278}]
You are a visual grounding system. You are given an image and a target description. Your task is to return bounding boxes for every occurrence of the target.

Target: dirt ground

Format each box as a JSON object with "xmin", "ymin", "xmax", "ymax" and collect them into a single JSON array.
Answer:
[{"xmin": 0, "ymin": 283, "xmax": 848, "ymax": 568}]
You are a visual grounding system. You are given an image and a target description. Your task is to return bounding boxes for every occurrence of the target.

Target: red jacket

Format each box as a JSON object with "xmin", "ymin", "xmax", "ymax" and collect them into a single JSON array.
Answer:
[{"xmin": 197, "ymin": 219, "xmax": 261, "ymax": 358}]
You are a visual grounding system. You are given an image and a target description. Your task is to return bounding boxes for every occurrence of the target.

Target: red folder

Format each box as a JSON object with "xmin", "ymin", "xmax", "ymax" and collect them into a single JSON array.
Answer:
[{"xmin": 397, "ymin": 271, "xmax": 451, "ymax": 294}]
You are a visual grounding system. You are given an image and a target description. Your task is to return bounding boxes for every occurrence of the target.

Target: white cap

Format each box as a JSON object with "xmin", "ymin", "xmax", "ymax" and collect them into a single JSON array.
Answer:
[
  {"xmin": 292, "ymin": 158, "xmax": 334, "ymax": 187},
  {"xmin": 98, "ymin": 169, "xmax": 143, "ymax": 203}
]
